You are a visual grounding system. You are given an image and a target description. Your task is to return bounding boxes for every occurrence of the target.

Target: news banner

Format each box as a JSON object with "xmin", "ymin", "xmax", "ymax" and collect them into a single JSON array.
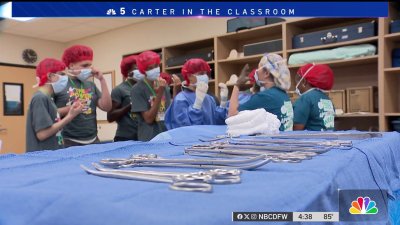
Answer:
[
  {"xmin": 232, "ymin": 212, "xmax": 339, "ymax": 222},
  {"xmin": 8, "ymin": 2, "xmax": 389, "ymax": 18}
]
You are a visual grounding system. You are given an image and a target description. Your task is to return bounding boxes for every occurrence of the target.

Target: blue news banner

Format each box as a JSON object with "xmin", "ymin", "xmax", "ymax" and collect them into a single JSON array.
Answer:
[{"xmin": 11, "ymin": 2, "xmax": 388, "ymax": 17}]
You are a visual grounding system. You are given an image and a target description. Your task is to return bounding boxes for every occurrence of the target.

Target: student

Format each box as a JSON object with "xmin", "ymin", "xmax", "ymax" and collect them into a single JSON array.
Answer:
[
  {"xmin": 131, "ymin": 51, "xmax": 171, "ymax": 141},
  {"xmin": 26, "ymin": 58, "xmax": 83, "ymax": 152},
  {"xmin": 238, "ymin": 65, "xmax": 258, "ymax": 103},
  {"xmin": 293, "ymin": 63, "xmax": 335, "ymax": 131},
  {"xmin": 228, "ymin": 53, "xmax": 294, "ymax": 131},
  {"xmin": 161, "ymin": 72, "xmax": 182, "ymax": 99},
  {"xmin": 165, "ymin": 58, "xmax": 227, "ymax": 129},
  {"xmin": 107, "ymin": 55, "xmax": 142, "ymax": 142},
  {"xmin": 54, "ymin": 45, "xmax": 112, "ymax": 147}
]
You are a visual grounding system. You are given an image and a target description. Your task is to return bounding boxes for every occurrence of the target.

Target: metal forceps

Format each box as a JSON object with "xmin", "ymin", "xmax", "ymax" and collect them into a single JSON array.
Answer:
[
  {"xmin": 228, "ymin": 138, "xmax": 353, "ymax": 149},
  {"xmin": 91, "ymin": 163, "xmax": 241, "ymax": 184},
  {"xmin": 191, "ymin": 142, "xmax": 331, "ymax": 153},
  {"xmin": 99, "ymin": 154, "xmax": 271, "ymax": 170},
  {"xmin": 184, "ymin": 148, "xmax": 317, "ymax": 163},
  {"xmin": 81, "ymin": 165, "xmax": 213, "ymax": 192},
  {"xmin": 257, "ymin": 132, "xmax": 383, "ymax": 140}
]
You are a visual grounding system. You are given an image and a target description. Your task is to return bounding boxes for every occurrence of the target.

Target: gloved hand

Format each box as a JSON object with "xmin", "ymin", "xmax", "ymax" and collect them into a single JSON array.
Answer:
[
  {"xmin": 236, "ymin": 64, "xmax": 251, "ymax": 91},
  {"xmin": 193, "ymin": 82, "xmax": 208, "ymax": 109},
  {"xmin": 218, "ymin": 83, "xmax": 229, "ymax": 108}
]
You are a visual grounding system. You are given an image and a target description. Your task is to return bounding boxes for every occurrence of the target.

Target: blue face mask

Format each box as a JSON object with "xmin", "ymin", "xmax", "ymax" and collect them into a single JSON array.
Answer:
[
  {"xmin": 195, "ymin": 74, "xmax": 209, "ymax": 85},
  {"xmin": 51, "ymin": 75, "xmax": 68, "ymax": 94},
  {"xmin": 77, "ymin": 68, "xmax": 92, "ymax": 81},
  {"xmin": 131, "ymin": 69, "xmax": 145, "ymax": 81},
  {"xmin": 145, "ymin": 67, "xmax": 160, "ymax": 81}
]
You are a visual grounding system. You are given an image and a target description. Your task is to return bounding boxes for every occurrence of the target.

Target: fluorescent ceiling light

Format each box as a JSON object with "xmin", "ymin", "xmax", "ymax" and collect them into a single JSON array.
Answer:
[{"xmin": 0, "ymin": 2, "xmax": 34, "ymax": 21}]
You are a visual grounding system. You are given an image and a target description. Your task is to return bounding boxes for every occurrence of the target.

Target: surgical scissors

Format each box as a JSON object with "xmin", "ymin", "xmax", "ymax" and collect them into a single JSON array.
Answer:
[
  {"xmin": 99, "ymin": 154, "xmax": 271, "ymax": 170},
  {"xmin": 91, "ymin": 163, "xmax": 241, "ymax": 184},
  {"xmin": 81, "ymin": 165, "xmax": 213, "ymax": 193}
]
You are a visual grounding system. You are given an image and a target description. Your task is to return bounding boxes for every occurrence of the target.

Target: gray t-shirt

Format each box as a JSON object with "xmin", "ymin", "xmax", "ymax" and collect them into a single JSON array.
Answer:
[
  {"xmin": 111, "ymin": 81, "xmax": 138, "ymax": 140},
  {"xmin": 26, "ymin": 91, "xmax": 63, "ymax": 152},
  {"xmin": 54, "ymin": 78, "xmax": 101, "ymax": 140},
  {"xmin": 131, "ymin": 80, "xmax": 171, "ymax": 141}
]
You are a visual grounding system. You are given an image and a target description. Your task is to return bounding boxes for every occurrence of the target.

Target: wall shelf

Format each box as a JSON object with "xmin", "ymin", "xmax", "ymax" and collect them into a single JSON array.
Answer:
[
  {"xmin": 384, "ymin": 32, "xmax": 400, "ymax": 41},
  {"xmin": 336, "ymin": 113, "xmax": 379, "ymax": 118},
  {"xmin": 385, "ymin": 113, "xmax": 400, "ymax": 116},
  {"xmin": 121, "ymin": 6, "xmax": 400, "ymax": 131},
  {"xmin": 218, "ymin": 52, "xmax": 282, "ymax": 64},
  {"xmin": 384, "ymin": 67, "xmax": 400, "ymax": 74}
]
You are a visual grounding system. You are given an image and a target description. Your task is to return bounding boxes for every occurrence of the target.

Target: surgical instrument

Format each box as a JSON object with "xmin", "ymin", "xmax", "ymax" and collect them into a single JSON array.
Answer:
[
  {"xmin": 92, "ymin": 163, "xmax": 241, "ymax": 184},
  {"xmin": 81, "ymin": 165, "xmax": 213, "ymax": 193},
  {"xmin": 190, "ymin": 142, "xmax": 331, "ymax": 153},
  {"xmin": 257, "ymin": 132, "xmax": 382, "ymax": 140},
  {"xmin": 99, "ymin": 154, "xmax": 272, "ymax": 170},
  {"xmin": 185, "ymin": 148, "xmax": 318, "ymax": 163},
  {"xmin": 228, "ymin": 138, "xmax": 352, "ymax": 149}
]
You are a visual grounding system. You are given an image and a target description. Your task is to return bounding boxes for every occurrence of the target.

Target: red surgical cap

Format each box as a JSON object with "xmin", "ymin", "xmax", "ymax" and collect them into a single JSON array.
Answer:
[
  {"xmin": 181, "ymin": 58, "xmax": 211, "ymax": 86},
  {"xmin": 137, "ymin": 51, "xmax": 161, "ymax": 74},
  {"xmin": 120, "ymin": 55, "xmax": 138, "ymax": 78},
  {"xmin": 36, "ymin": 58, "xmax": 66, "ymax": 86},
  {"xmin": 62, "ymin": 45, "xmax": 93, "ymax": 67},
  {"xmin": 297, "ymin": 63, "xmax": 334, "ymax": 90}
]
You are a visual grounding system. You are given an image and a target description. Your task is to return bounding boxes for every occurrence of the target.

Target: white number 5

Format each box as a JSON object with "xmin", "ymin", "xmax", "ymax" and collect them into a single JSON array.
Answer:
[{"xmin": 120, "ymin": 7, "xmax": 125, "ymax": 15}]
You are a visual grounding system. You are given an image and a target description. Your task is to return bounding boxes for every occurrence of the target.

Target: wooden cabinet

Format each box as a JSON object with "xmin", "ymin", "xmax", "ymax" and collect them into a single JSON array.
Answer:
[{"xmin": 122, "ymin": 4, "xmax": 400, "ymax": 131}]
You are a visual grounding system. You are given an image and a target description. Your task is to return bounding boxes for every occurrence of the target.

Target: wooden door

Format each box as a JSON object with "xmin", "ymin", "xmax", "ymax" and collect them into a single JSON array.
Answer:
[{"xmin": 0, "ymin": 64, "xmax": 36, "ymax": 154}]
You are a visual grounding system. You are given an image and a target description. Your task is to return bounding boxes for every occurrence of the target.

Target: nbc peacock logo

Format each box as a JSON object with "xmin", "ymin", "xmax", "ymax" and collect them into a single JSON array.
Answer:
[{"xmin": 349, "ymin": 196, "xmax": 378, "ymax": 215}]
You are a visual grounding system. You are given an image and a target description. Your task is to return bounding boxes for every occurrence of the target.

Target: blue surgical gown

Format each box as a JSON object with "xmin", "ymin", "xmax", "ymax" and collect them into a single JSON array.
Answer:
[{"xmin": 165, "ymin": 90, "xmax": 227, "ymax": 130}]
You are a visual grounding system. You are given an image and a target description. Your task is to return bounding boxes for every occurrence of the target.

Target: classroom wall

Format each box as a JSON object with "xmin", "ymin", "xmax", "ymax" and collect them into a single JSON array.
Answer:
[
  {"xmin": 0, "ymin": 33, "xmax": 65, "ymax": 66},
  {"xmin": 67, "ymin": 18, "xmax": 230, "ymax": 140}
]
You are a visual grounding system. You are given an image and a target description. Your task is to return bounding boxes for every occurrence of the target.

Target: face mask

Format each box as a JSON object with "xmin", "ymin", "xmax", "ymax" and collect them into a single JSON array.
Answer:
[
  {"xmin": 295, "ymin": 63, "xmax": 315, "ymax": 96},
  {"xmin": 145, "ymin": 67, "xmax": 160, "ymax": 81},
  {"xmin": 131, "ymin": 69, "xmax": 145, "ymax": 81},
  {"xmin": 76, "ymin": 68, "xmax": 92, "ymax": 81},
  {"xmin": 254, "ymin": 70, "xmax": 265, "ymax": 87},
  {"xmin": 194, "ymin": 74, "xmax": 209, "ymax": 85},
  {"xmin": 260, "ymin": 87, "xmax": 266, "ymax": 92},
  {"xmin": 295, "ymin": 75, "xmax": 305, "ymax": 96},
  {"xmin": 50, "ymin": 74, "xmax": 68, "ymax": 94}
]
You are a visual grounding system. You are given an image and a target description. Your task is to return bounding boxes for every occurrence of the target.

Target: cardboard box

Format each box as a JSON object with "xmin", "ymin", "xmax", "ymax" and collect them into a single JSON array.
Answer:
[
  {"xmin": 327, "ymin": 90, "xmax": 346, "ymax": 113},
  {"xmin": 346, "ymin": 86, "xmax": 378, "ymax": 113}
]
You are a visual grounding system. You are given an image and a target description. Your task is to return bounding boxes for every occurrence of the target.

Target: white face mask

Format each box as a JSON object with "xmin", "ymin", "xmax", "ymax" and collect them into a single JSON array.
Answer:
[
  {"xmin": 254, "ymin": 68, "xmax": 265, "ymax": 87},
  {"xmin": 295, "ymin": 63, "xmax": 315, "ymax": 96},
  {"xmin": 48, "ymin": 74, "xmax": 68, "ymax": 94},
  {"xmin": 128, "ymin": 69, "xmax": 145, "ymax": 81},
  {"xmin": 295, "ymin": 75, "xmax": 305, "ymax": 96},
  {"xmin": 145, "ymin": 67, "xmax": 160, "ymax": 81},
  {"xmin": 132, "ymin": 69, "xmax": 145, "ymax": 81},
  {"xmin": 194, "ymin": 74, "xmax": 209, "ymax": 85},
  {"xmin": 76, "ymin": 68, "xmax": 92, "ymax": 81}
]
